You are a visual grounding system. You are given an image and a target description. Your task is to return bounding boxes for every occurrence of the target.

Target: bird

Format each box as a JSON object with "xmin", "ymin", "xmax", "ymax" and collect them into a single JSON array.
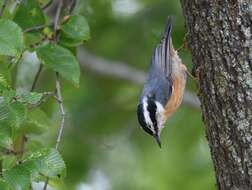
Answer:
[{"xmin": 137, "ymin": 17, "xmax": 187, "ymax": 148}]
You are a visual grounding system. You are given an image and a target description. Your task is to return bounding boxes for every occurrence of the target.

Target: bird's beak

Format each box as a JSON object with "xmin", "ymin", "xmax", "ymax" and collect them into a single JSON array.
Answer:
[{"xmin": 154, "ymin": 134, "xmax": 162, "ymax": 148}]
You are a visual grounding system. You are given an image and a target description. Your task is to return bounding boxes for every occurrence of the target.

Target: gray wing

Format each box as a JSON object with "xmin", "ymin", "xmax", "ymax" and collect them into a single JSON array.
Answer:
[
  {"xmin": 154, "ymin": 17, "xmax": 172, "ymax": 78},
  {"xmin": 140, "ymin": 17, "xmax": 173, "ymax": 106}
]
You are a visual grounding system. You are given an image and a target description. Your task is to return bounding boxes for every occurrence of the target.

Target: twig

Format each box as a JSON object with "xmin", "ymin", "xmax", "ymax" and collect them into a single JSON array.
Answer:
[
  {"xmin": 185, "ymin": 68, "xmax": 198, "ymax": 81},
  {"xmin": 43, "ymin": 1, "xmax": 64, "ymax": 189},
  {"xmin": 31, "ymin": 64, "xmax": 43, "ymax": 91},
  {"xmin": 24, "ymin": 23, "xmax": 53, "ymax": 33},
  {"xmin": 1, "ymin": 148, "xmax": 23, "ymax": 155},
  {"xmin": 53, "ymin": 0, "xmax": 65, "ymax": 148},
  {"xmin": 29, "ymin": 37, "xmax": 48, "ymax": 49},
  {"xmin": 53, "ymin": 0, "xmax": 63, "ymax": 42},
  {"xmin": 0, "ymin": 0, "xmax": 8, "ymax": 17},
  {"xmin": 52, "ymin": 0, "xmax": 64, "ymax": 147},
  {"xmin": 43, "ymin": 178, "xmax": 49, "ymax": 190},
  {"xmin": 11, "ymin": 0, "xmax": 21, "ymax": 13},
  {"xmin": 43, "ymin": 74, "xmax": 65, "ymax": 190},
  {"xmin": 55, "ymin": 73, "xmax": 65, "ymax": 149},
  {"xmin": 42, "ymin": 0, "xmax": 53, "ymax": 10},
  {"xmin": 177, "ymin": 32, "xmax": 189, "ymax": 52},
  {"xmin": 8, "ymin": 50, "xmax": 24, "ymax": 69},
  {"xmin": 69, "ymin": 0, "xmax": 76, "ymax": 14}
]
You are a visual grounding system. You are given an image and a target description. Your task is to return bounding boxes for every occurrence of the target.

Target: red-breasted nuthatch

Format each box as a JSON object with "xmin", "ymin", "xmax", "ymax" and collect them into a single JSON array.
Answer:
[{"xmin": 137, "ymin": 18, "xmax": 187, "ymax": 148}]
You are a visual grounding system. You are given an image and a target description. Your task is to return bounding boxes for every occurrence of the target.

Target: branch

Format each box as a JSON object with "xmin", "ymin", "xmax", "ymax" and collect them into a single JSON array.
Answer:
[
  {"xmin": 24, "ymin": 23, "xmax": 53, "ymax": 33},
  {"xmin": 53, "ymin": 0, "xmax": 63, "ymax": 42},
  {"xmin": 77, "ymin": 48, "xmax": 200, "ymax": 109},
  {"xmin": 0, "ymin": 0, "xmax": 8, "ymax": 17},
  {"xmin": 53, "ymin": 0, "xmax": 64, "ymax": 148},
  {"xmin": 69, "ymin": 0, "xmax": 76, "ymax": 14},
  {"xmin": 55, "ymin": 73, "xmax": 66, "ymax": 149},
  {"xmin": 43, "ymin": 0, "xmax": 64, "ymax": 189}
]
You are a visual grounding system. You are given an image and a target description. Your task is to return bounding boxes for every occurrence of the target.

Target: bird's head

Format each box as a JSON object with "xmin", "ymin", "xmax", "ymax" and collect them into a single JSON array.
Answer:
[{"xmin": 137, "ymin": 96, "xmax": 165, "ymax": 148}]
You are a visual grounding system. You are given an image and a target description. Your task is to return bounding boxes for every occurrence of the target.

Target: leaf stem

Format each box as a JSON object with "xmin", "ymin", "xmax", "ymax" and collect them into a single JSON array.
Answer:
[
  {"xmin": 24, "ymin": 23, "xmax": 53, "ymax": 33},
  {"xmin": 0, "ymin": 0, "xmax": 8, "ymax": 17}
]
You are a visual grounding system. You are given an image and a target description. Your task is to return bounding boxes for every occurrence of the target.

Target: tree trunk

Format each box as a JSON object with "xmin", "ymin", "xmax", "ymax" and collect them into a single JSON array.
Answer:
[{"xmin": 180, "ymin": 1, "xmax": 252, "ymax": 189}]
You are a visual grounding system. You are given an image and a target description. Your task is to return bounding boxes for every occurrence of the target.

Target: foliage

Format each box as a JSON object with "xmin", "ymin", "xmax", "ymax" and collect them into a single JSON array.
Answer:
[
  {"xmin": 0, "ymin": 19, "xmax": 23, "ymax": 56},
  {"xmin": 37, "ymin": 44, "xmax": 80, "ymax": 86},
  {"xmin": 0, "ymin": 0, "xmax": 90, "ymax": 189}
]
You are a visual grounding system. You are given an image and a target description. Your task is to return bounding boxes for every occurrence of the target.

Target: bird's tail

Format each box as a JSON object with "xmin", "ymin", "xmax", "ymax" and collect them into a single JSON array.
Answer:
[
  {"xmin": 162, "ymin": 16, "xmax": 173, "ymax": 78},
  {"xmin": 151, "ymin": 16, "xmax": 173, "ymax": 78},
  {"xmin": 163, "ymin": 16, "xmax": 173, "ymax": 40}
]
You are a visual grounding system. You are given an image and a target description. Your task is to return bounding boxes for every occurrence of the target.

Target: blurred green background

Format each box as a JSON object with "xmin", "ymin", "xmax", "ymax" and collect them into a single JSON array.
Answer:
[{"xmin": 24, "ymin": 0, "xmax": 215, "ymax": 189}]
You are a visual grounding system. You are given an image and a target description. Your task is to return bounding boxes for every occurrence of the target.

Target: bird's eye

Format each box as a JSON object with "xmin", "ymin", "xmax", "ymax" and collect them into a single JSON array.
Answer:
[{"xmin": 147, "ymin": 99, "xmax": 158, "ymax": 127}]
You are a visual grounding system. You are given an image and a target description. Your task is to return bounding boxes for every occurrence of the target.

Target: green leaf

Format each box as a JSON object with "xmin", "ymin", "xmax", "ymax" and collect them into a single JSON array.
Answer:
[
  {"xmin": 1, "ymin": 155, "xmax": 17, "ymax": 170},
  {"xmin": 59, "ymin": 34, "xmax": 83, "ymax": 47},
  {"xmin": 3, "ymin": 158, "xmax": 40, "ymax": 184},
  {"xmin": 0, "ymin": 0, "xmax": 12, "ymax": 19},
  {"xmin": 13, "ymin": 0, "xmax": 46, "ymax": 30},
  {"xmin": 0, "ymin": 178, "xmax": 10, "ymax": 190},
  {"xmin": 0, "ymin": 124, "xmax": 12, "ymax": 148},
  {"xmin": 0, "ymin": 74, "xmax": 10, "ymax": 92},
  {"xmin": 26, "ymin": 139, "xmax": 44, "ymax": 152},
  {"xmin": 2, "ymin": 149, "xmax": 65, "ymax": 189},
  {"xmin": 26, "ymin": 148, "xmax": 66, "ymax": 178},
  {"xmin": 16, "ymin": 92, "xmax": 43, "ymax": 105},
  {"xmin": 37, "ymin": 44, "xmax": 80, "ymax": 86},
  {"xmin": 1, "ymin": 90, "xmax": 15, "ymax": 102},
  {"xmin": 20, "ymin": 160, "xmax": 41, "ymax": 179},
  {"xmin": 0, "ymin": 99, "xmax": 27, "ymax": 129},
  {"xmin": 0, "ymin": 98, "xmax": 9, "ymax": 122},
  {"xmin": 0, "ymin": 60, "xmax": 12, "ymax": 89},
  {"xmin": 0, "ymin": 19, "xmax": 24, "ymax": 56},
  {"xmin": 21, "ymin": 108, "xmax": 51, "ymax": 134},
  {"xmin": 61, "ymin": 14, "xmax": 90, "ymax": 41},
  {"xmin": 7, "ymin": 102, "xmax": 26, "ymax": 129},
  {"xmin": 38, "ymin": 148, "xmax": 66, "ymax": 177},
  {"xmin": 3, "ymin": 163, "xmax": 31, "ymax": 190},
  {"xmin": 24, "ymin": 32, "xmax": 44, "ymax": 51}
]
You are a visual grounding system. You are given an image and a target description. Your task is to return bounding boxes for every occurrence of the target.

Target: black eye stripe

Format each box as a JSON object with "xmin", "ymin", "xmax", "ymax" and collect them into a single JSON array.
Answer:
[
  {"xmin": 137, "ymin": 104, "xmax": 147, "ymax": 127},
  {"xmin": 142, "ymin": 124, "xmax": 154, "ymax": 136},
  {"xmin": 137, "ymin": 104, "xmax": 154, "ymax": 136},
  {"xmin": 147, "ymin": 98, "xmax": 158, "ymax": 134}
]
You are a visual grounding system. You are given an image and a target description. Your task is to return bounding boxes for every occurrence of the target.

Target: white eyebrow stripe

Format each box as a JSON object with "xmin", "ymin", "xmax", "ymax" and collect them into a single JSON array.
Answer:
[{"xmin": 142, "ymin": 97, "xmax": 154, "ymax": 132}]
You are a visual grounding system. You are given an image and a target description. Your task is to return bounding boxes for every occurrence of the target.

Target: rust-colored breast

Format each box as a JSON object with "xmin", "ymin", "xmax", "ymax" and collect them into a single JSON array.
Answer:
[{"xmin": 164, "ymin": 68, "xmax": 186, "ymax": 119}]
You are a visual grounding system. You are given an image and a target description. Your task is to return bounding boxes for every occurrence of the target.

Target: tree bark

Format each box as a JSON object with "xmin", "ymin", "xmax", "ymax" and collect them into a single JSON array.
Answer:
[{"xmin": 180, "ymin": 1, "xmax": 252, "ymax": 190}]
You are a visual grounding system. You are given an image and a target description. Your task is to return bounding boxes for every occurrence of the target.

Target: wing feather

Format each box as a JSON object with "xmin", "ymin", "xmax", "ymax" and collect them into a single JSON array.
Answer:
[
  {"xmin": 152, "ymin": 17, "xmax": 172, "ymax": 78},
  {"xmin": 140, "ymin": 17, "xmax": 173, "ymax": 106}
]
